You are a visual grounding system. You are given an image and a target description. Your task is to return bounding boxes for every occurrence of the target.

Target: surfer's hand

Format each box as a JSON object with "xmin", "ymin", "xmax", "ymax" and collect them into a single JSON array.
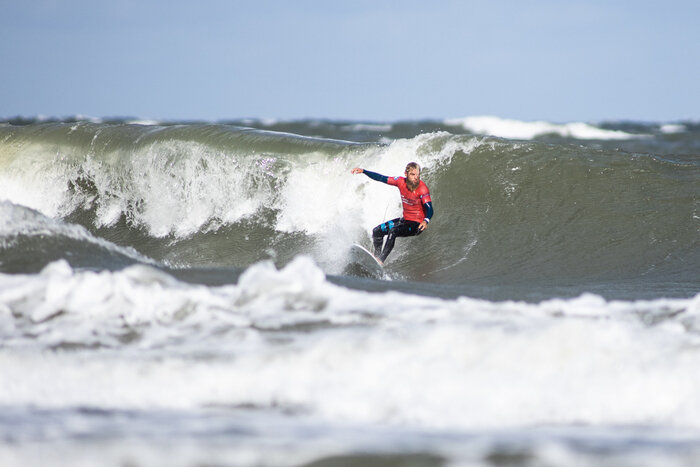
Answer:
[
  {"xmin": 418, "ymin": 220, "xmax": 428, "ymax": 231},
  {"xmin": 351, "ymin": 167, "xmax": 364, "ymax": 174}
]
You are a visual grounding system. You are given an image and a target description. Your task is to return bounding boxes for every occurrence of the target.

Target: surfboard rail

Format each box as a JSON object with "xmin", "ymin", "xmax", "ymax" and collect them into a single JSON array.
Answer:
[{"xmin": 348, "ymin": 243, "xmax": 384, "ymax": 278}]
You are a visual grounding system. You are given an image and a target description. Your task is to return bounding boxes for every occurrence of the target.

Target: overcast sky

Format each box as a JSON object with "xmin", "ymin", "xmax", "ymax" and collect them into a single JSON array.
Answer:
[{"xmin": 2, "ymin": 0, "xmax": 698, "ymax": 122}]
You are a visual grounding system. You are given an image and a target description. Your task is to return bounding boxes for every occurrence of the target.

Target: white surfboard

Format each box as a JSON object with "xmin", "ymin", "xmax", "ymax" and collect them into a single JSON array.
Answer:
[{"xmin": 348, "ymin": 243, "xmax": 384, "ymax": 278}]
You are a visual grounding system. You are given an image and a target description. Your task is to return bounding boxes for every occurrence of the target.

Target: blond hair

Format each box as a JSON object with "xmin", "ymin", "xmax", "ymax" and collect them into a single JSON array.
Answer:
[{"xmin": 405, "ymin": 162, "xmax": 420, "ymax": 173}]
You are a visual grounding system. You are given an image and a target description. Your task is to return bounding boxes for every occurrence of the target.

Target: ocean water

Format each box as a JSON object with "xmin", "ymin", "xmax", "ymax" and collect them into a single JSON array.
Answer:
[{"xmin": 0, "ymin": 115, "xmax": 699, "ymax": 466}]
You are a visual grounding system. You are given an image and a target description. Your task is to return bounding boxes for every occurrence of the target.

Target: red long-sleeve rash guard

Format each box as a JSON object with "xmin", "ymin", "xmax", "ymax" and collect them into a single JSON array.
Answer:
[{"xmin": 362, "ymin": 170, "xmax": 433, "ymax": 223}]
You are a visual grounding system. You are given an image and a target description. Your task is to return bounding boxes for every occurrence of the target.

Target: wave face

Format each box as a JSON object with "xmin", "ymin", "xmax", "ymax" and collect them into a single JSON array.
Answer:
[{"xmin": 1, "ymin": 120, "xmax": 698, "ymax": 293}]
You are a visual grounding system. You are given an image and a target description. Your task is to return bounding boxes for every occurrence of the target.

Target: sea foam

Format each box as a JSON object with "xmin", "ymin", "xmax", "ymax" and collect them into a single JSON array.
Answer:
[{"xmin": 1, "ymin": 258, "xmax": 700, "ymax": 429}]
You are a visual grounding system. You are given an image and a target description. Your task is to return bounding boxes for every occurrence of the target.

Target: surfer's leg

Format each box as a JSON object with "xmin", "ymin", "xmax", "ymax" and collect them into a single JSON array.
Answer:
[
  {"xmin": 372, "ymin": 227, "xmax": 384, "ymax": 257},
  {"xmin": 372, "ymin": 218, "xmax": 400, "ymax": 258},
  {"xmin": 378, "ymin": 219, "xmax": 421, "ymax": 262},
  {"xmin": 379, "ymin": 230, "xmax": 397, "ymax": 262}
]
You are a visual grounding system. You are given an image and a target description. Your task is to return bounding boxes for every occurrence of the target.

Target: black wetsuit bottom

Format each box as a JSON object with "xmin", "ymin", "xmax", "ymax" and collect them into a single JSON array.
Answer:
[{"xmin": 372, "ymin": 217, "xmax": 422, "ymax": 262}]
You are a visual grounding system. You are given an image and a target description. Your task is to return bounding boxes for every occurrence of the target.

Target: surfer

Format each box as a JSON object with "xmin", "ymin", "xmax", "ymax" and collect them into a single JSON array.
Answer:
[{"xmin": 351, "ymin": 162, "xmax": 434, "ymax": 264}]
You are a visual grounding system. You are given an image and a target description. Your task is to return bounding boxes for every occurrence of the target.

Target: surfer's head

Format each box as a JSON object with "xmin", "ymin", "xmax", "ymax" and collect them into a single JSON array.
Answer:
[{"xmin": 405, "ymin": 162, "xmax": 420, "ymax": 190}]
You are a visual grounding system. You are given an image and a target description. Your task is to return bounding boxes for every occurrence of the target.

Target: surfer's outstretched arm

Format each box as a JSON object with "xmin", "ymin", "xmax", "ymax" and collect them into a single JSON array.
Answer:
[{"xmin": 351, "ymin": 167, "xmax": 389, "ymax": 184}]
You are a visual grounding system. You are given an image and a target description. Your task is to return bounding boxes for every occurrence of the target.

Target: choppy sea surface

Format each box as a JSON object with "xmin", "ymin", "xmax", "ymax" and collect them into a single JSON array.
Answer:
[{"xmin": 0, "ymin": 115, "xmax": 699, "ymax": 466}]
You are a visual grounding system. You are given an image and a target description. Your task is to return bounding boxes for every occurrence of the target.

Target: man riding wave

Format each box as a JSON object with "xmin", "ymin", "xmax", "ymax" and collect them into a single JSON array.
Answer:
[{"xmin": 351, "ymin": 162, "xmax": 434, "ymax": 264}]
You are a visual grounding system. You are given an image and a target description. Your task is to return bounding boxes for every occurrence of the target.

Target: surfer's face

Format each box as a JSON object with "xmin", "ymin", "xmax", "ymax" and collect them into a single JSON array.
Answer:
[{"xmin": 405, "ymin": 168, "xmax": 420, "ymax": 190}]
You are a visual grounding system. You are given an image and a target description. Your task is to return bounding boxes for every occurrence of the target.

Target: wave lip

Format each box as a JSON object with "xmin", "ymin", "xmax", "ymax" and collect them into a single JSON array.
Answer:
[{"xmin": 445, "ymin": 116, "xmax": 647, "ymax": 140}]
